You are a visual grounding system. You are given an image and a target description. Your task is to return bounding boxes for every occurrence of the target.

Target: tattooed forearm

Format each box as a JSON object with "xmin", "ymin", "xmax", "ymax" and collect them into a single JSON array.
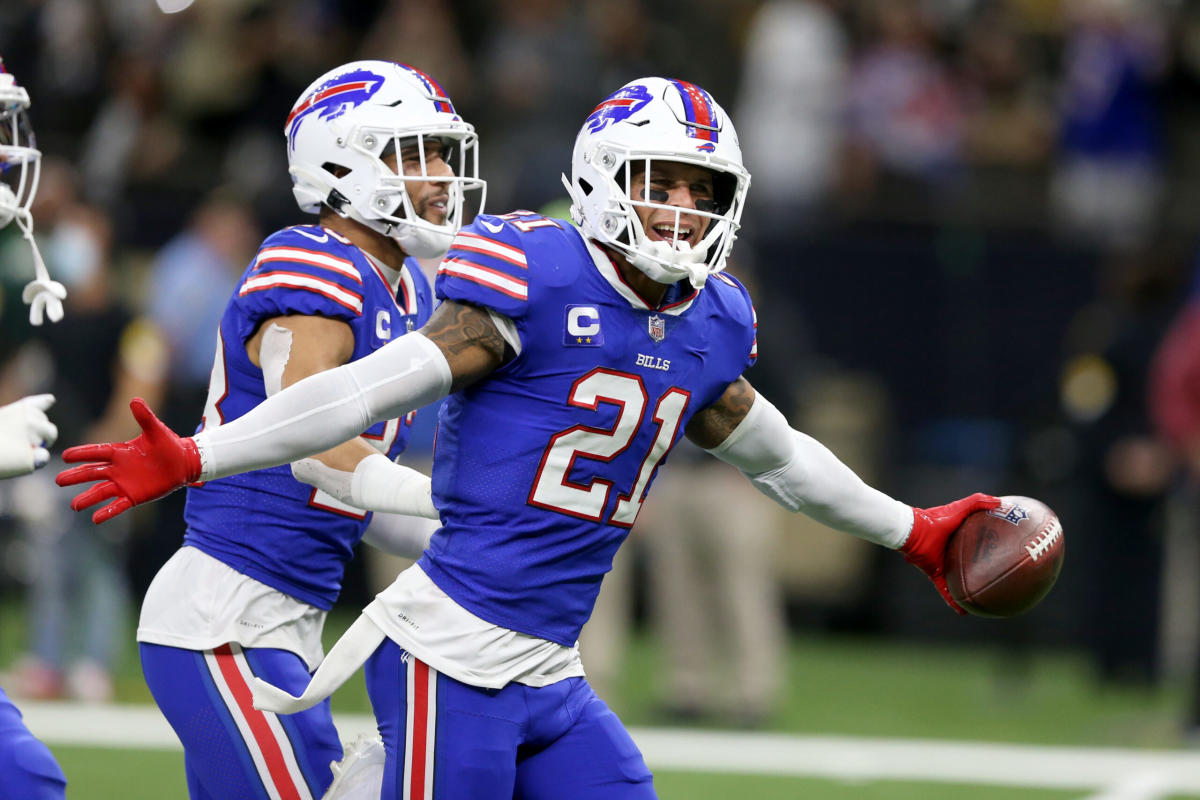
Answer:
[
  {"xmin": 420, "ymin": 301, "xmax": 509, "ymax": 390},
  {"xmin": 685, "ymin": 377, "xmax": 757, "ymax": 449}
]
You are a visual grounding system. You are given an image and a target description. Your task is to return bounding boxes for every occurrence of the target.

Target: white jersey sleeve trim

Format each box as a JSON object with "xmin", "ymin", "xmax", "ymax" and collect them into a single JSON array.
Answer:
[
  {"xmin": 706, "ymin": 394, "xmax": 913, "ymax": 548},
  {"xmin": 487, "ymin": 309, "xmax": 522, "ymax": 356},
  {"xmin": 195, "ymin": 332, "xmax": 452, "ymax": 480},
  {"xmin": 259, "ymin": 323, "xmax": 293, "ymax": 396}
]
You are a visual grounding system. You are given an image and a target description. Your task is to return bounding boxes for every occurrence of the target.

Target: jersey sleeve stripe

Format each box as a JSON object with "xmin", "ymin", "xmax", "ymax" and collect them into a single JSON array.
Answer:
[
  {"xmin": 254, "ymin": 247, "xmax": 363, "ymax": 284},
  {"xmin": 240, "ymin": 271, "xmax": 364, "ymax": 314},
  {"xmin": 450, "ymin": 233, "xmax": 527, "ymax": 267},
  {"xmin": 750, "ymin": 306, "xmax": 758, "ymax": 359},
  {"xmin": 438, "ymin": 258, "xmax": 529, "ymax": 300}
]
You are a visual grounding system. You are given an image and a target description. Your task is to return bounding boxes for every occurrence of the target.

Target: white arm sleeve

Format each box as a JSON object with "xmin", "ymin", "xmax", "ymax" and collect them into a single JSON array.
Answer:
[
  {"xmin": 706, "ymin": 394, "xmax": 914, "ymax": 548},
  {"xmin": 290, "ymin": 453, "xmax": 438, "ymax": 519},
  {"xmin": 194, "ymin": 332, "xmax": 452, "ymax": 480},
  {"xmin": 362, "ymin": 510, "xmax": 439, "ymax": 559}
]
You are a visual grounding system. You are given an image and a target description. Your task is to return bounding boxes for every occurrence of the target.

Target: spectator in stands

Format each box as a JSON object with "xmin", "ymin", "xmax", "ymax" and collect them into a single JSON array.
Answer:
[
  {"xmin": 841, "ymin": 0, "xmax": 965, "ymax": 204},
  {"xmin": 1050, "ymin": 0, "xmax": 1166, "ymax": 250},
  {"xmin": 3, "ymin": 194, "xmax": 168, "ymax": 702},
  {"xmin": 737, "ymin": 0, "xmax": 847, "ymax": 230},
  {"xmin": 1149, "ymin": 254, "xmax": 1200, "ymax": 736}
]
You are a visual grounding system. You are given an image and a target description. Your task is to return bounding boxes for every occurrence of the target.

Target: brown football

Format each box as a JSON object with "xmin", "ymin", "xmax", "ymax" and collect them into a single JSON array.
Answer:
[{"xmin": 945, "ymin": 496, "xmax": 1064, "ymax": 617}]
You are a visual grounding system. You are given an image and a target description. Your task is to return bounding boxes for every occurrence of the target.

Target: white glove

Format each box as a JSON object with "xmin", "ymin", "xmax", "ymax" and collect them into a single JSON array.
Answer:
[
  {"xmin": 0, "ymin": 394, "xmax": 57, "ymax": 478},
  {"xmin": 22, "ymin": 277, "xmax": 67, "ymax": 326}
]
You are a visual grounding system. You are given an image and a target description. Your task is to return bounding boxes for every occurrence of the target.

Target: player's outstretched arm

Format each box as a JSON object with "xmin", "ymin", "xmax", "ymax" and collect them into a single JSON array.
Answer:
[
  {"xmin": 243, "ymin": 315, "xmax": 440, "ymax": 519},
  {"xmin": 57, "ymin": 301, "xmax": 509, "ymax": 523},
  {"xmin": 289, "ymin": 300, "xmax": 508, "ymax": 518},
  {"xmin": 688, "ymin": 379, "xmax": 999, "ymax": 613}
]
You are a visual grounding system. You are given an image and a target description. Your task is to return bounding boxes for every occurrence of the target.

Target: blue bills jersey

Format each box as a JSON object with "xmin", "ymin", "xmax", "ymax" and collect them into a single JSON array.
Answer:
[
  {"xmin": 183, "ymin": 225, "xmax": 433, "ymax": 609},
  {"xmin": 420, "ymin": 212, "xmax": 757, "ymax": 645}
]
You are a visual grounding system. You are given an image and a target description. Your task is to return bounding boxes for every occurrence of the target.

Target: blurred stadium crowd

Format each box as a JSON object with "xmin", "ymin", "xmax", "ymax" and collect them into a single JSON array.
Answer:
[{"xmin": 1, "ymin": 0, "xmax": 1200, "ymax": 727}]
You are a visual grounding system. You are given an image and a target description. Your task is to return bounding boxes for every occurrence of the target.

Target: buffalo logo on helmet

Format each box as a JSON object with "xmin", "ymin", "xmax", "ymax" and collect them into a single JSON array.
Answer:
[
  {"xmin": 584, "ymin": 84, "xmax": 653, "ymax": 134},
  {"xmin": 285, "ymin": 68, "xmax": 384, "ymax": 148}
]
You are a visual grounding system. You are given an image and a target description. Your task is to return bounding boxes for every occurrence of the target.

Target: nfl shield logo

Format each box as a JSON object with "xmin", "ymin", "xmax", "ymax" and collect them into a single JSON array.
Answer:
[
  {"xmin": 988, "ymin": 501, "xmax": 1029, "ymax": 525},
  {"xmin": 647, "ymin": 314, "xmax": 666, "ymax": 342}
]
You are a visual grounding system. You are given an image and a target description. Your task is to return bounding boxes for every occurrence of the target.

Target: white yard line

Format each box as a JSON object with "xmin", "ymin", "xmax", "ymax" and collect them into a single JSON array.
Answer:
[{"xmin": 20, "ymin": 701, "xmax": 1200, "ymax": 794}]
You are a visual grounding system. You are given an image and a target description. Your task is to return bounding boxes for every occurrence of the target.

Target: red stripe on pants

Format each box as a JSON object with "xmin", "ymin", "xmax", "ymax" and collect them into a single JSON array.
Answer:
[
  {"xmin": 409, "ymin": 658, "xmax": 430, "ymax": 797},
  {"xmin": 213, "ymin": 644, "xmax": 304, "ymax": 800}
]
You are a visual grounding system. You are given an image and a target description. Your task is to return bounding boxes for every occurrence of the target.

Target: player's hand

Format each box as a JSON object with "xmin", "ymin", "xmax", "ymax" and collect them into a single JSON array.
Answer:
[
  {"xmin": 0, "ymin": 394, "xmax": 58, "ymax": 479},
  {"xmin": 901, "ymin": 493, "xmax": 1001, "ymax": 614},
  {"xmin": 56, "ymin": 398, "xmax": 201, "ymax": 523},
  {"xmin": 22, "ymin": 276, "xmax": 66, "ymax": 326}
]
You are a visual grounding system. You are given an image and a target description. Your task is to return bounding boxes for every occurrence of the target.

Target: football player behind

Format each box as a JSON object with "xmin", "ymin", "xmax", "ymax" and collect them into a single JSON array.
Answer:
[
  {"xmin": 122, "ymin": 61, "xmax": 483, "ymax": 800},
  {"xmin": 0, "ymin": 398, "xmax": 63, "ymax": 800},
  {"xmin": 60, "ymin": 77, "xmax": 997, "ymax": 799},
  {"xmin": 0, "ymin": 58, "xmax": 67, "ymax": 800}
]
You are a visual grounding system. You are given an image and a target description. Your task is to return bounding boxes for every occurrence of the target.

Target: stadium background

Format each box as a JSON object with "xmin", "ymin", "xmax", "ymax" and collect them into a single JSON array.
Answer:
[{"xmin": 3, "ymin": 0, "xmax": 1200, "ymax": 796}]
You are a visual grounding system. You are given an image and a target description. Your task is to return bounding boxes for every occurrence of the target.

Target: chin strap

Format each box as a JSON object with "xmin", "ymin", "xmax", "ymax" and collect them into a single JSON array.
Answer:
[
  {"xmin": 389, "ymin": 218, "xmax": 453, "ymax": 259},
  {"xmin": 629, "ymin": 239, "xmax": 711, "ymax": 289},
  {"xmin": 13, "ymin": 210, "xmax": 66, "ymax": 326}
]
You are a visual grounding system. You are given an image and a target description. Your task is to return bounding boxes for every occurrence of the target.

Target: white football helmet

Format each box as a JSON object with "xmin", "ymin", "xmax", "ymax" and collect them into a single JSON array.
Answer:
[
  {"xmin": 562, "ymin": 77, "xmax": 751, "ymax": 288},
  {"xmin": 0, "ymin": 61, "xmax": 40, "ymax": 230},
  {"xmin": 285, "ymin": 60, "xmax": 485, "ymax": 259}
]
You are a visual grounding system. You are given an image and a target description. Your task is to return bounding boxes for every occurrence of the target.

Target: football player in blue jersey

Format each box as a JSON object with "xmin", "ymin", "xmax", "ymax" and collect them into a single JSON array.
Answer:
[
  {"xmin": 61, "ymin": 77, "xmax": 998, "ymax": 799},
  {"xmin": 112, "ymin": 61, "xmax": 483, "ymax": 800},
  {"xmin": 0, "ymin": 58, "xmax": 69, "ymax": 800}
]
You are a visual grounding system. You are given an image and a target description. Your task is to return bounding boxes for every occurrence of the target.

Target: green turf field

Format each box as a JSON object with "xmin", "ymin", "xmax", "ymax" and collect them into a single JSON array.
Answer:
[
  {"xmin": 8, "ymin": 605, "xmax": 1200, "ymax": 798},
  {"xmin": 46, "ymin": 745, "xmax": 1112, "ymax": 800}
]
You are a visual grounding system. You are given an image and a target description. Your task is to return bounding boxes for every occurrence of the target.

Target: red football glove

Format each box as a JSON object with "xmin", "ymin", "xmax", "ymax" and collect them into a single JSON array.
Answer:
[
  {"xmin": 56, "ymin": 398, "xmax": 201, "ymax": 524},
  {"xmin": 901, "ymin": 493, "xmax": 1001, "ymax": 614}
]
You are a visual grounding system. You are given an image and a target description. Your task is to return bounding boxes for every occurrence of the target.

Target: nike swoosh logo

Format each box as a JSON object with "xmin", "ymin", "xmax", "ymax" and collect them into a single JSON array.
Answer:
[
  {"xmin": 294, "ymin": 228, "xmax": 330, "ymax": 243},
  {"xmin": 479, "ymin": 219, "xmax": 505, "ymax": 234}
]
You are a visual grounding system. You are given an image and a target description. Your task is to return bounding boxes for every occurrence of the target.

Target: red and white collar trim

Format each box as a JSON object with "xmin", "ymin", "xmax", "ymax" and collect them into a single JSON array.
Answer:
[
  {"xmin": 578, "ymin": 231, "xmax": 699, "ymax": 316},
  {"xmin": 362, "ymin": 251, "xmax": 418, "ymax": 316}
]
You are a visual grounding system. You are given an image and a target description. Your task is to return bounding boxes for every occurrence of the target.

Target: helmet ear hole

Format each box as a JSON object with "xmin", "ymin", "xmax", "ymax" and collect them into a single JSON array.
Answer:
[
  {"xmin": 578, "ymin": 177, "xmax": 593, "ymax": 196},
  {"xmin": 322, "ymin": 162, "xmax": 350, "ymax": 178},
  {"xmin": 326, "ymin": 188, "xmax": 351, "ymax": 213}
]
